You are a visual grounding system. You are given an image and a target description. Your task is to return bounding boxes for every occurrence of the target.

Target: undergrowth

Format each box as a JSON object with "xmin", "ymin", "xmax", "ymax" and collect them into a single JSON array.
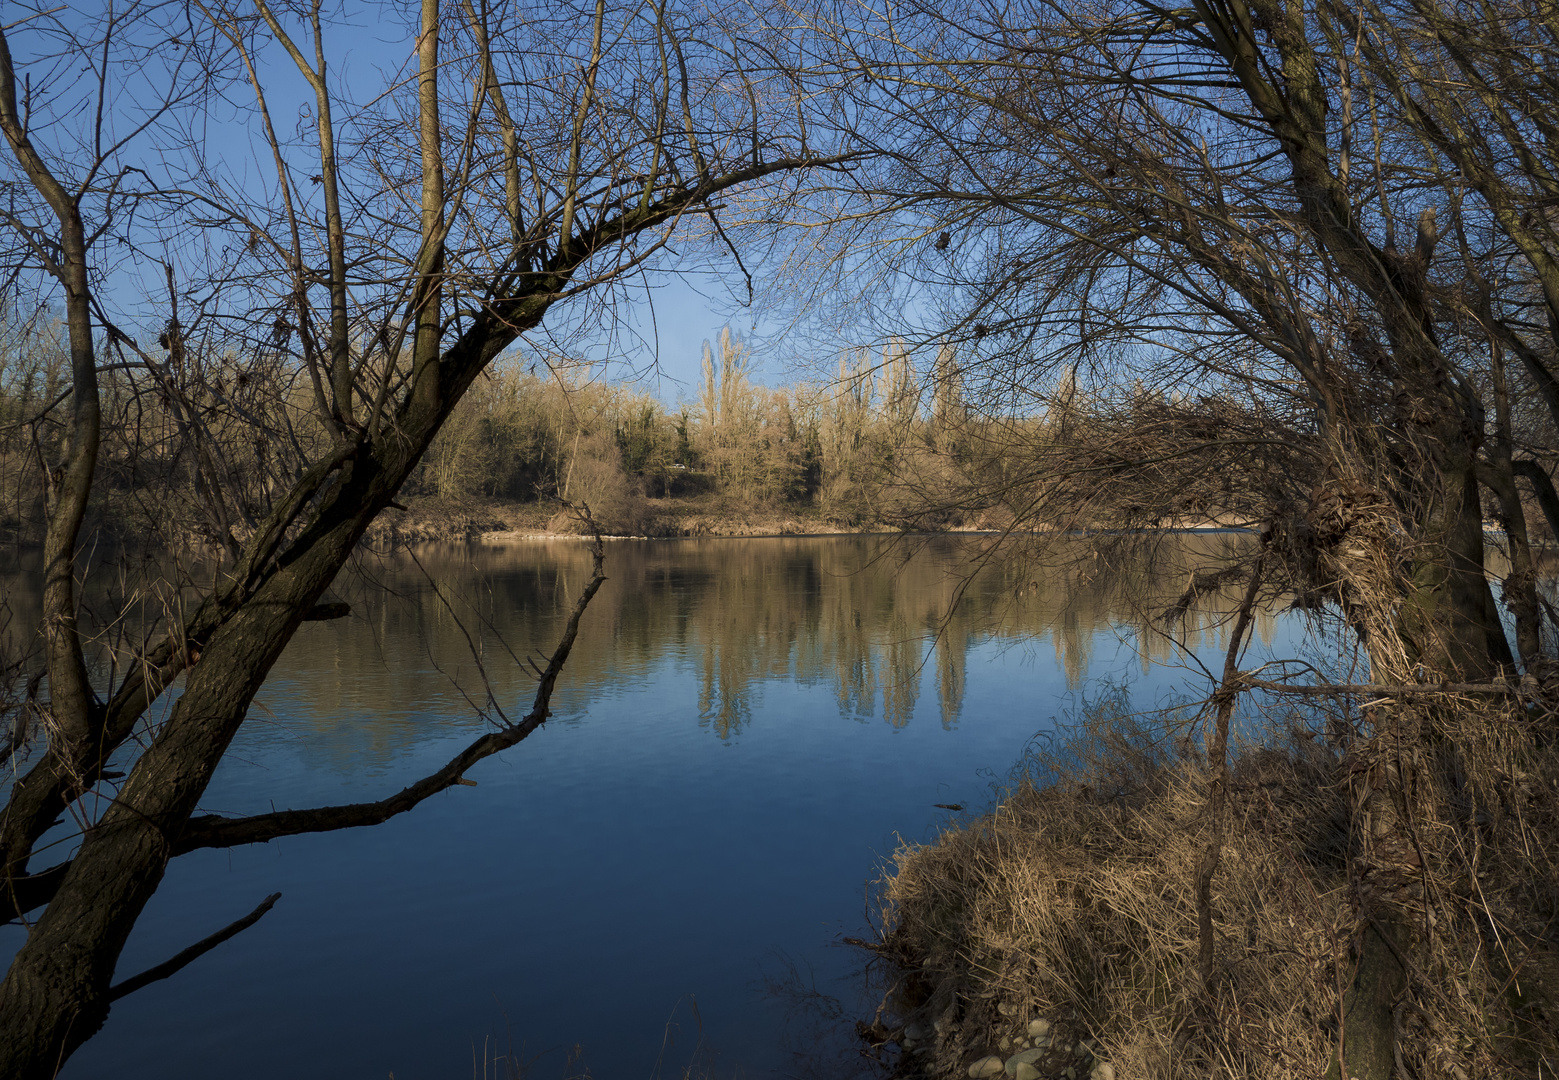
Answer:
[{"xmin": 867, "ymin": 697, "xmax": 1559, "ymax": 1079}]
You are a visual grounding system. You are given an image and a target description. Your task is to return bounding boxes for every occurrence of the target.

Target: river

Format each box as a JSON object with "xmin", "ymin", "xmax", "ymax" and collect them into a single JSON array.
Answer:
[{"xmin": 5, "ymin": 533, "xmax": 1292, "ymax": 1079}]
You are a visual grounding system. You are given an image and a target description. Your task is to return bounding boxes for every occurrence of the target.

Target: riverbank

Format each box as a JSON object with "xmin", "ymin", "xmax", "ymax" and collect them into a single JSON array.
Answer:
[
  {"xmin": 364, "ymin": 494, "xmax": 921, "ymax": 545},
  {"xmin": 361, "ymin": 495, "xmax": 1255, "ymax": 546},
  {"xmin": 864, "ymin": 700, "xmax": 1559, "ymax": 1080}
]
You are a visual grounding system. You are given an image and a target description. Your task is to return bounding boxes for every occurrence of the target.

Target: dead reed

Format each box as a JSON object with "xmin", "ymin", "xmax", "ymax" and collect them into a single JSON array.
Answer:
[{"xmin": 869, "ymin": 697, "xmax": 1559, "ymax": 1079}]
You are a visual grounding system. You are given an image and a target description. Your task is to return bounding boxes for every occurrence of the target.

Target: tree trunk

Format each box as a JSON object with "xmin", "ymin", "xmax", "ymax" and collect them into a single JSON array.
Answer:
[
  {"xmin": 1399, "ymin": 454, "xmax": 1513, "ymax": 681},
  {"xmin": 0, "ymin": 452, "xmax": 391, "ymax": 1075}
]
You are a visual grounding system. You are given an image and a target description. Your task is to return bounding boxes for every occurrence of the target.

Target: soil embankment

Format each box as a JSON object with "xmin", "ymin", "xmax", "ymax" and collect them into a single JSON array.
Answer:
[{"xmin": 361, "ymin": 496, "xmax": 1248, "ymax": 546}]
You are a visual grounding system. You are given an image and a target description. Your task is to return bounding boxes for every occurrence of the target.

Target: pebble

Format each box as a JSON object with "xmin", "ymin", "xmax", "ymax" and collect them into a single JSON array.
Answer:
[
  {"xmin": 1014, "ymin": 1065, "xmax": 1041, "ymax": 1080},
  {"xmin": 1090, "ymin": 1065, "xmax": 1115, "ymax": 1080},
  {"xmin": 968, "ymin": 1055, "xmax": 1006, "ymax": 1078},
  {"xmin": 1027, "ymin": 1019, "xmax": 1052, "ymax": 1040},
  {"xmin": 1004, "ymin": 1048, "xmax": 1045, "ymax": 1076}
]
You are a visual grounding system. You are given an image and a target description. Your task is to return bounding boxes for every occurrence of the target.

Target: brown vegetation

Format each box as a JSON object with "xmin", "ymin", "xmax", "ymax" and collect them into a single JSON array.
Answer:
[{"xmin": 869, "ymin": 695, "xmax": 1559, "ymax": 1080}]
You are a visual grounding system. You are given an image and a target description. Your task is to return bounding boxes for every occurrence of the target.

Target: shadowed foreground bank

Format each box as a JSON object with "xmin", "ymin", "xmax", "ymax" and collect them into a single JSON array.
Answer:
[{"xmin": 865, "ymin": 699, "xmax": 1559, "ymax": 1080}]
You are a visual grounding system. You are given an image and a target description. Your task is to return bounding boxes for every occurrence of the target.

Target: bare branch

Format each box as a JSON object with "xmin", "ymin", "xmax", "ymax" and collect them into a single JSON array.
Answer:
[
  {"xmin": 106, "ymin": 892, "xmax": 281, "ymax": 1001},
  {"xmin": 174, "ymin": 538, "xmax": 607, "ymax": 853}
]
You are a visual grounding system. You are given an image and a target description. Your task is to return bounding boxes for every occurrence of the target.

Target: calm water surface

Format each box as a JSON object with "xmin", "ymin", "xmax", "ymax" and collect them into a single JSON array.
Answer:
[{"xmin": 8, "ymin": 535, "xmax": 1294, "ymax": 1079}]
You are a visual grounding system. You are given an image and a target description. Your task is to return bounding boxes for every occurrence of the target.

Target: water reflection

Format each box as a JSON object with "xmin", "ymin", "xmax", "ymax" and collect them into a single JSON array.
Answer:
[
  {"xmin": 4, "ymin": 532, "xmax": 1291, "ymax": 1080},
  {"xmin": 1, "ymin": 533, "xmax": 1276, "ymax": 787},
  {"xmin": 301, "ymin": 532, "xmax": 1270, "ymax": 750}
]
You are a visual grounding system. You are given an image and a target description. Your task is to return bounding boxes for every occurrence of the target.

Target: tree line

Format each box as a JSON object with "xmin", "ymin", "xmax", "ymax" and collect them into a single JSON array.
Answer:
[
  {"xmin": 416, "ymin": 326, "xmax": 986, "ymax": 530},
  {"xmin": 4, "ymin": 310, "xmax": 1181, "ymax": 538}
]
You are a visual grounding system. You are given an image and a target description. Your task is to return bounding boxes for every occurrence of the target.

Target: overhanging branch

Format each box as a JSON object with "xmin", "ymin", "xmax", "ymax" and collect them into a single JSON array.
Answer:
[
  {"xmin": 107, "ymin": 891, "xmax": 281, "ymax": 1001},
  {"xmin": 173, "ymin": 537, "xmax": 606, "ymax": 855}
]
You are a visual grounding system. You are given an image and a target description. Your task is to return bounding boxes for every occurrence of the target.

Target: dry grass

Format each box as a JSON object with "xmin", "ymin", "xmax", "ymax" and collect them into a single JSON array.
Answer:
[
  {"xmin": 870, "ymin": 699, "xmax": 1559, "ymax": 1079},
  {"xmin": 362, "ymin": 496, "xmax": 520, "ymax": 545}
]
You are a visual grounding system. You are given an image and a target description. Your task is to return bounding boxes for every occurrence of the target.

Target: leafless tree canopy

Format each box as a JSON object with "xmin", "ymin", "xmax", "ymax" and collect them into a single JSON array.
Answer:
[
  {"xmin": 756, "ymin": 1, "xmax": 1559, "ymax": 1075},
  {"xmin": 769, "ymin": 0, "xmax": 1559, "ymax": 677},
  {"xmin": 0, "ymin": 0, "xmax": 844, "ymax": 1073}
]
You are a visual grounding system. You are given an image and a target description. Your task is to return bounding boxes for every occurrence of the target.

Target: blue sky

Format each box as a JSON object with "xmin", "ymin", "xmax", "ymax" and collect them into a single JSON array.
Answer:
[
  {"xmin": 4, "ymin": 2, "xmax": 829, "ymax": 410},
  {"xmin": 603, "ymin": 274, "xmax": 796, "ymax": 404}
]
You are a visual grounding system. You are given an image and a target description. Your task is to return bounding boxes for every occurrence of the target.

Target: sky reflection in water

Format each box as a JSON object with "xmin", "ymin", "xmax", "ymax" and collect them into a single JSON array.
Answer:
[{"xmin": 13, "ymin": 534, "xmax": 1303, "ymax": 1079}]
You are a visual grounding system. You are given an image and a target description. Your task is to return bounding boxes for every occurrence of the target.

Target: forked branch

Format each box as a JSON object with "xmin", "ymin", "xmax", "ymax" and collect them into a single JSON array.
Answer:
[{"xmin": 173, "ymin": 537, "xmax": 607, "ymax": 854}]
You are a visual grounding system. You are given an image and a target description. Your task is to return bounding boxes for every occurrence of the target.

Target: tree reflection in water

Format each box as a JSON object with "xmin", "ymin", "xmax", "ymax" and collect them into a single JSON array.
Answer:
[
  {"xmin": 282, "ymin": 532, "xmax": 1274, "ymax": 755},
  {"xmin": 0, "ymin": 531, "xmax": 1285, "ymax": 1079}
]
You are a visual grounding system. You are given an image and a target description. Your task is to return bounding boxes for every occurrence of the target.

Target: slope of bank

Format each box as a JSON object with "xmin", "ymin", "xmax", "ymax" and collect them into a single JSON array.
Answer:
[{"xmin": 863, "ymin": 703, "xmax": 1559, "ymax": 1080}]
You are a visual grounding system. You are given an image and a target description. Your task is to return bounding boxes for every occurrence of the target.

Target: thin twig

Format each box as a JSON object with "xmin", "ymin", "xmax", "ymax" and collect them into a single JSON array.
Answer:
[{"xmin": 1245, "ymin": 679, "xmax": 1532, "ymax": 697}]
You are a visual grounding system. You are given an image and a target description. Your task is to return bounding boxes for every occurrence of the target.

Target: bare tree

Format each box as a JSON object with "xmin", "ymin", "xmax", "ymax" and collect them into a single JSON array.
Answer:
[
  {"xmin": 784, "ymin": 0, "xmax": 1558, "ymax": 679},
  {"xmin": 767, "ymin": 0, "xmax": 1559, "ymax": 1075},
  {"xmin": 0, "ymin": 0, "xmax": 844, "ymax": 1074}
]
